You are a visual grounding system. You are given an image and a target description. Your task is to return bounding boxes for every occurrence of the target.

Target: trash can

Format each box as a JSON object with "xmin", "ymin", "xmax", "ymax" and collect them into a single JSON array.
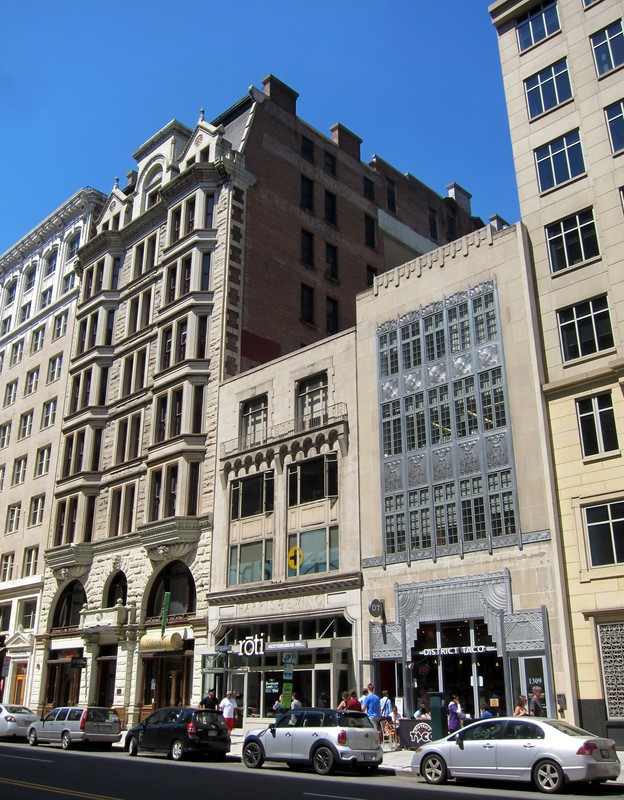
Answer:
[{"xmin": 427, "ymin": 691, "xmax": 446, "ymax": 741}]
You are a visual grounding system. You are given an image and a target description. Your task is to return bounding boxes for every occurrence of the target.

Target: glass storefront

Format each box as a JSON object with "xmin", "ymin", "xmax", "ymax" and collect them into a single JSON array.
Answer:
[{"xmin": 203, "ymin": 615, "xmax": 352, "ymax": 721}]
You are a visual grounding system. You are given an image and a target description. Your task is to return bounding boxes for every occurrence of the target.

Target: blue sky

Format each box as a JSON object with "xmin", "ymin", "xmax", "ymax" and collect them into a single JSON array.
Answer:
[{"xmin": 0, "ymin": 1, "xmax": 519, "ymax": 255}]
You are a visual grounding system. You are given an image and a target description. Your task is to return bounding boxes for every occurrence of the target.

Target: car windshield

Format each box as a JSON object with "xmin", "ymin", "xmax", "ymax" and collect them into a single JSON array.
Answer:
[
  {"xmin": 542, "ymin": 719, "xmax": 599, "ymax": 737},
  {"xmin": 4, "ymin": 705, "xmax": 34, "ymax": 714},
  {"xmin": 337, "ymin": 712, "xmax": 373, "ymax": 728},
  {"xmin": 194, "ymin": 710, "xmax": 224, "ymax": 726}
]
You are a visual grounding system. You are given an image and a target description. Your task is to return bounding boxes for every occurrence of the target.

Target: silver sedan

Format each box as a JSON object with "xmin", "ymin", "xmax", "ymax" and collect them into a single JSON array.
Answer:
[
  {"xmin": 0, "ymin": 704, "xmax": 38, "ymax": 740},
  {"xmin": 411, "ymin": 716, "xmax": 620, "ymax": 793}
]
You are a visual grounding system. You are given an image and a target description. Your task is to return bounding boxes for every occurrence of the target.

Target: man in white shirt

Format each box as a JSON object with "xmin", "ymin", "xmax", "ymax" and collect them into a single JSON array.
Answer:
[{"xmin": 219, "ymin": 690, "xmax": 238, "ymax": 731}]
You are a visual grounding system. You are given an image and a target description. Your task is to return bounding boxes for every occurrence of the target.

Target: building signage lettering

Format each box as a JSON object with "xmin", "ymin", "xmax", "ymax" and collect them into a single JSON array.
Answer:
[
  {"xmin": 418, "ymin": 645, "xmax": 495, "ymax": 656},
  {"xmin": 238, "ymin": 634, "xmax": 265, "ymax": 657}
]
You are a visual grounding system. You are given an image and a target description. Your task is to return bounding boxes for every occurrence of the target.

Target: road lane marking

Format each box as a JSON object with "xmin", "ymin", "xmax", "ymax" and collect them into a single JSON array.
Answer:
[
  {"xmin": 0, "ymin": 778, "xmax": 123, "ymax": 800},
  {"xmin": 0, "ymin": 753, "xmax": 55, "ymax": 763}
]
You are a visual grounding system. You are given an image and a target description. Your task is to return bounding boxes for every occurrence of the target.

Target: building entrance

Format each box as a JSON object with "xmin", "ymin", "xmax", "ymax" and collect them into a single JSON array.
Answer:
[{"xmin": 412, "ymin": 620, "xmax": 507, "ymax": 718}]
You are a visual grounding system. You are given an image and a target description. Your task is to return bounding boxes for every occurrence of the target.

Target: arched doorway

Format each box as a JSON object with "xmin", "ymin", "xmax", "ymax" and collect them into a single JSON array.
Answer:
[{"xmin": 45, "ymin": 581, "xmax": 87, "ymax": 708}]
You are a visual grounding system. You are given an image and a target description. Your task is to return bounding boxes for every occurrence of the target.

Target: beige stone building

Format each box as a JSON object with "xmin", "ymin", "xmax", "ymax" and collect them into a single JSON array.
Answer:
[
  {"xmin": 356, "ymin": 221, "xmax": 575, "ymax": 720},
  {"xmin": 0, "ymin": 189, "xmax": 105, "ymax": 706},
  {"xmin": 490, "ymin": 0, "xmax": 624, "ymax": 741}
]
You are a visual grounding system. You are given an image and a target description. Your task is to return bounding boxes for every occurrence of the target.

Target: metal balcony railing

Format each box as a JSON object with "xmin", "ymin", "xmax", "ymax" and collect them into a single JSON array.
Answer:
[{"xmin": 220, "ymin": 402, "xmax": 348, "ymax": 458}]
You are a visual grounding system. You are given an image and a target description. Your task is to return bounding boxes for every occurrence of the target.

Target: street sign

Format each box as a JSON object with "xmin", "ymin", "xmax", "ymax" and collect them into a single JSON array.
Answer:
[
  {"xmin": 282, "ymin": 651, "xmax": 298, "ymax": 665},
  {"xmin": 283, "ymin": 667, "xmax": 294, "ymax": 681},
  {"xmin": 71, "ymin": 657, "xmax": 87, "ymax": 669},
  {"xmin": 288, "ymin": 546, "xmax": 303, "ymax": 570},
  {"xmin": 369, "ymin": 598, "xmax": 385, "ymax": 618}
]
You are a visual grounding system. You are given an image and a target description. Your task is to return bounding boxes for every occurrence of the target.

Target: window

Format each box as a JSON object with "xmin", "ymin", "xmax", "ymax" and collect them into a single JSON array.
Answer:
[
  {"xmin": 325, "ymin": 243, "xmax": 338, "ymax": 280},
  {"xmin": 326, "ymin": 297, "xmax": 338, "ymax": 334},
  {"xmin": 301, "ymin": 229, "xmax": 314, "ymax": 268},
  {"xmin": 525, "ymin": 58, "xmax": 572, "ymax": 118},
  {"xmin": 363, "ymin": 176, "xmax": 375, "ymax": 201},
  {"xmin": 517, "ymin": 1, "xmax": 560, "ymax": 52},
  {"xmin": 29, "ymin": 496, "xmax": 45, "ymax": 527},
  {"xmin": 592, "ymin": 20, "xmax": 624, "ymax": 76},
  {"xmin": 577, "ymin": 392, "xmax": 618, "ymax": 456},
  {"xmin": 0, "ymin": 423, "xmax": 10, "ymax": 448},
  {"xmin": 4, "ymin": 380, "xmax": 18, "ymax": 407},
  {"xmin": 148, "ymin": 464, "xmax": 180, "ymax": 520},
  {"xmin": 10, "ymin": 339, "xmax": 24, "ymax": 366},
  {"xmin": 230, "ymin": 472, "xmax": 274, "ymax": 520},
  {"xmin": 23, "ymin": 546, "xmax": 38, "ymax": 575},
  {"xmin": 324, "ymin": 151, "xmax": 336, "ymax": 175},
  {"xmin": 297, "ymin": 373, "xmax": 328, "ymax": 429},
  {"xmin": 288, "ymin": 453, "xmax": 337, "ymax": 506},
  {"xmin": 606, "ymin": 100, "xmax": 624, "ymax": 153},
  {"xmin": 109, "ymin": 483, "xmax": 136, "ymax": 536},
  {"xmin": 153, "ymin": 387, "xmax": 184, "ymax": 443},
  {"xmin": 18, "ymin": 411, "xmax": 33, "ymax": 440},
  {"xmin": 241, "ymin": 396, "xmax": 268, "ymax": 448},
  {"xmin": 47, "ymin": 354, "xmax": 63, "ymax": 383},
  {"xmin": 34, "ymin": 446, "xmax": 51, "ymax": 476},
  {"xmin": 68, "ymin": 233, "xmax": 81, "ymax": 259},
  {"xmin": 301, "ymin": 176, "xmax": 314, "ymax": 212},
  {"xmin": 204, "ymin": 192, "xmax": 215, "ymax": 228},
  {"xmin": 170, "ymin": 207, "xmax": 182, "ymax": 244},
  {"xmin": 12, "ymin": 456, "xmax": 27, "ymax": 486},
  {"xmin": 301, "ymin": 135, "xmax": 314, "ymax": 163},
  {"xmin": 428, "ymin": 209, "xmax": 438, "ymax": 240},
  {"xmin": 382, "ymin": 400, "xmax": 403, "ymax": 455},
  {"xmin": 115, "ymin": 413, "xmax": 142, "ymax": 464},
  {"xmin": 585, "ymin": 501, "xmax": 624, "ymax": 566},
  {"xmin": 19, "ymin": 599, "xmax": 37, "ymax": 628},
  {"xmin": 5, "ymin": 281, "xmax": 17, "ymax": 305},
  {"xmin": 558, "ymin": 296, "xmax": 614, "ymax": 361},
  {"xmin": 20, "ymin": 303, "xmax": 31, "ymax": 323},
  {"xmin": 0, "ymin": 603, "xmax": 9, "ymax": 631},
  {"xmin": 2, "ymin": 319, "xmax": 10, "ymax": 336},
  {"xmin": 367, "ymin": 265, "xmax": 377, "ymax": 287},
  {"xmin": 1, "ymin": 552, "xmax": 15, "ymax": 580},
  {"xmin": 301, "ymin": 284, "xmax": 314, "ymax": 324},
  {"xmin": 62, "ymin": 272, "xmax": 75, "ymax": 293},
  {"xmin": 44, "ymin": 250, "xmax": 58, "ymax": 277},
  {"xmin": 379, "ymin": 330, "xmax": 399, "ymax": 378},
  {"xmin": 25, "ymin": 266, "xmax": 36, "ymax": 291},
  {"xmin": 229, "ymin": 540, "xmax": 273, "ymax": 585},
  {"xmin": 0, "ymin": 464, "xmax": 4, "ymax": 490},
  {"xmin": 387, "ymin": 180, "xmax": 397, "ymax": 213},
  {"xmin": 535, "ymin": 130, "xmax": 585, "ymax": 191},
  {"xmin": 546, "ymin": 209, "xmax": 599, "ymax": 272},
  {"xmin": 287, "ymin": 526, "xmax": 339, "ymax": 577},
  {"xmin": 53, "ymin": 311, "xmax": 68, "ymax": 339},
  {"xmin": 364, "ymin": 214, "xmax": 376, "ymax": 248},
  {"xmin": 324, "ymin": 191, "xmax": 337, "ymax": 225},
  {"xmin": 446, "ymin": 212, "xmax": 457, "ymax": 240},
  {"xmin": 41, "ymin": 398, "xmax": 57, "ymax": 428},
  {"xmin": 31, "ymin": 325, "xmax": 45, "ymax": 353},
  {"xmin": 6, "ymin": 505, "xmax": 20, "ymax": 534},
  {"xmin": 40, "ymin": 287, "xmax": 53, "ymax": 309}
]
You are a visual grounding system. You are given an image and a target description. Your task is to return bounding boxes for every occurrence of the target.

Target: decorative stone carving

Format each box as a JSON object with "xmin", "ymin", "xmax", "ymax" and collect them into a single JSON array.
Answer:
[
  {"xmin": 458, "ymin": 440, "xmax": 480, "ymax": 475},
  {"xmin": 384, "ymin": 460, "xmax": 403, "ymax": 492},
  {"xmin": 432, "ymin": 448, "xmax": 452, "ymax": 481},
  {"xmin": 478, "ymin": 344, "xmax": 500, "ymax": 371},
  {"xmin": 428, "ymin": 362, "xmax": 447, "ymax": 387},
  {"xmin": 381, "ymin": 379, "xmax": 399, "ymax": 402},
  {"xmin": 486, "ymin": 433, "xmax": 509, "ymax": 469},
  {"xmin": 408, "ymin": 454, "xmax": 426, "ymax": 487}
]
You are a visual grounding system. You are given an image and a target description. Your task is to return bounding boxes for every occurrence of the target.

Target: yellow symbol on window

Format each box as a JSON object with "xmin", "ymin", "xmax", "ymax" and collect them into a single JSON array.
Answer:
[{"xmin": 288, "ymin": 546, "xmax": 303, "ymax": 570}]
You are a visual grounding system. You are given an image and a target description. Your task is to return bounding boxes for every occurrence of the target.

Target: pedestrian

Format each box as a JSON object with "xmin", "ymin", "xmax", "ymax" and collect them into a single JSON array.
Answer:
[
  {"xmin": 529, "ymin": 686, "xmax": 543, "ymax": 717},
  {"xmin": 390, "ymin": 705, "xmax": 402, "ymax": 725},
  {"xmin": 337, "ymin": 690, "xmax": 349, "ymax": 710},
  {"xmin": 219, "ymin": 690, "xmax": 238, "ymax": 731},
  {"xmin": 272, "ymin": 694, "xmax": 283, "ymax": 715},
  {"xmin": 359, "ymin": 687, "xmax": 368, "ymax": 704},
  {"xmin": 200, "ymin": 688, "xmax": 219, "ymax": 710},
  {"xmin": 346, "ymin": 689, "xmax": 361, "ymax": 711},
  {"xmin": 380, "ymin": 689, "xmax": 392, "ymax": 721},
  {"xmin": 290, "ymin": 692, "xmax": 302, "ymax": 709},
  {"xmin": 514, "ymin": 695, "xmax": 529, "ymax": 716},
  {"xmin": 361, "ymin": 683, "xmax": 382, "ymax": 731},
  {"xmin": 447, "ymin": 694, "xmax": 465, "ymax": 734},
  {"xmin": 413, "ymin": 704, "xmax": 429, "ymax": 719},
  {"xmin": 479, "ymin": 700, "xmax": 493, "ymax": 719}
]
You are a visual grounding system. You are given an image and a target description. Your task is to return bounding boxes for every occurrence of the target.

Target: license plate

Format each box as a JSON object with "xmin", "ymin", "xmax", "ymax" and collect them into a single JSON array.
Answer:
[
  {"xmin": 601, "ymin": 749, "xmax": 610, "ymax": 758},
  {"xmin": 363, "ymin": 753, "xmax": 373, "ymax": 761},
  {"xmin": 207, "ymin": 730, "xmax": 217, "ymax": 737}
]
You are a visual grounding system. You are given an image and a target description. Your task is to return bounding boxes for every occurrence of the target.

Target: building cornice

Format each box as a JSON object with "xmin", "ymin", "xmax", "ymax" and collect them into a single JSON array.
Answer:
[{"xmin": 206, "ymin": 572, "xmax": 363, "ymax": 606}]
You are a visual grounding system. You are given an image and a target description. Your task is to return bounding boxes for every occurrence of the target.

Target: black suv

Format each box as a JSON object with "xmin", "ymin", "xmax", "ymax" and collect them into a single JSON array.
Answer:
[{"xmin": 126, "ymin": 706, "xmax": 231, "ymax": 761}]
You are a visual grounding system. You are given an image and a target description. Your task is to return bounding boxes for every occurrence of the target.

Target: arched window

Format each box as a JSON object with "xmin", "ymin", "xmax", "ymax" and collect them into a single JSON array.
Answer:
[
  {"xmin": 52, "ymin": 580, "xmax": 87, "ymax": 628},
  {"xmin": 44, "ymin": 250, "xmax": 58, "ymax": 278},
  {"xmin": 106, "ymin": 571, "xmax": 128, "ymax": 607},
  {"xmin": 68, "ymin": 234, "xmax": 81, "ymax": 260},
  {"xmin": 5, "ymin": 279, "xmax": 17, "ymax": 306},
  {"xmin": 147, "ymin": 561, "xmax": 195, "ymax": 618}
]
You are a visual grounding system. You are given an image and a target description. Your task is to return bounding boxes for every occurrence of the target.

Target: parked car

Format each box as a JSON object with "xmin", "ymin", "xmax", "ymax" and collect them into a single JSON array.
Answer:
[
  {"xmin": 411, "ymin": 716, "xmax": 620, "ymax": 793},
  {"xmin": 242, "ymin": 707, "xmax": 383, "ymax": 775},
  {"xmin": 0, "ymin": 704, "xmax": 38, "ymax": 740},
  {"xmin": 125, "ymin": 706, "xmax": 231, "ymax": 761},
  {"xmin": 27, "ymin": 706, "xmax": 121, "ymax": 750}
]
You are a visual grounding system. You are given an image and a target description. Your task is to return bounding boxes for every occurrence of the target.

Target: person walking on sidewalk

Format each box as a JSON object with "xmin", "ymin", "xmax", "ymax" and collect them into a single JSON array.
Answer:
[{"xmin": 220, "ymin": 690, "xmax": 238, "ymax": 731}]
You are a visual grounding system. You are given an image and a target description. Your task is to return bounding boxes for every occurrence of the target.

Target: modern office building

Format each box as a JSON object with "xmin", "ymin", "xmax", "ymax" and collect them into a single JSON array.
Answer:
[
  {"xmin": 30, "ymin": 75, "xmax": 483, "ymax": 724},
  {"xmin": 0, "ymin": 188, "xmax": 105, "ymax": 706},
  {"xmin": 490, "ymin": 0, "xmax": 624, "ymax": 742}
]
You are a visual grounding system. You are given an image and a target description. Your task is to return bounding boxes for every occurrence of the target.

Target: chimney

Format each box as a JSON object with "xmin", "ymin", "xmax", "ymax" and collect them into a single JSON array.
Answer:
[
  {"xmin": 489, "ymin": 214, "xmax": 510, "ymax": 231},
  {"xmin": 330, "ymin": 123, "xmax": 362, "ymax": 161},
  {"xmin": 446, "ymin": 182, "xmax": 472, "ymax": 215},
  {"xmin": 262, "ymin": 75, "xmax": 298, "ymax": 115}
]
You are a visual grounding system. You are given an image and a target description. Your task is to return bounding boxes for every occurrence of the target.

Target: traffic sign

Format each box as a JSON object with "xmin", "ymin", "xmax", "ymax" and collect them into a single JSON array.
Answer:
[{"xmin": 288, "ymin": 546, "xmax": 303, "ymax": 570}]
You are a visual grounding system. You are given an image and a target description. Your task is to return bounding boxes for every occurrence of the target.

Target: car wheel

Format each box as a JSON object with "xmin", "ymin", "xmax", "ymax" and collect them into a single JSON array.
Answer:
[
  {"xmin": 242, "ymin": 740, "xmax": 264, "ymax": 769},
  {"xmin": 127, "ymin": 736, "xmax": 139, "ymax": 757},
  {"xmin": 312, "ymin": 745, "xmax": 335, "ymax": 776},
  {"xmin": 61, "ymin": 732, "xmax": 72, "ymax": 750},
  {"xmin": 533, "ymin": 759, "xmax": 565, "ymax": 794},
  {"xmin": 170, "ymin": 740, "xmax": 185, "ymax": 761},
  {"xmin": 422, "ymin": 753, "xmax": 448, "ymax": 785},
  {"xmin": 28, "ymin": 730, "xmax": 38, "ymax": 747}
]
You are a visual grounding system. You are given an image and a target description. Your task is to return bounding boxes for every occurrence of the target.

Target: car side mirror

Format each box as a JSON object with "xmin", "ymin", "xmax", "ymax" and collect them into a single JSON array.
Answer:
[
  {"xmin": 269, "ymin": 723, "xmax": 276, "ymax": 736},
  {"xmin": 454, "ymin": 734, "xmax": 464, "ymax": 750}
]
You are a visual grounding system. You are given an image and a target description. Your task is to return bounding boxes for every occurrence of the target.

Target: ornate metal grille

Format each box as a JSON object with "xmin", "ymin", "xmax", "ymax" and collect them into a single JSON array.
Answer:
[{"xmin": 598, "ymin": 621, "xmax": 624, "ymax": 718}]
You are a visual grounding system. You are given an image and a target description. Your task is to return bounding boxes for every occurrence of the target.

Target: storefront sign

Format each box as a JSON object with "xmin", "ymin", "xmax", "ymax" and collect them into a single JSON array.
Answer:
[
  {"xmin": 369, "ymin": 598, "xmax": 385, "ymax": 618},
  {"xmin": 418, "ymin": 645, "xmax": 496, "ymax": 656},
  {"xmin": 237, "ymin": 634, "xmax": 265, "ymax": 657},
  {"xmin": 265, "ymin": 641, "xmax": 308, "ymax": 651},
  {"xmin": 71, "ymin": 657, "xmax": 87, "ymax": 669},
  {"xmin": 139, "ymin": 632, "xmax": 183, "ymax": 652},
  {"xmin": 288, "ymin": 546, "xmax": 303, "ymax": 570}
]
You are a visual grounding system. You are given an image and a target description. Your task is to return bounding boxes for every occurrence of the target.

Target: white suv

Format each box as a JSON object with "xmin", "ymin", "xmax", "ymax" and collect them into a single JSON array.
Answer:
[{"xmin": 243, "ymin": 708, "xmax": 383, "ymax": 775}]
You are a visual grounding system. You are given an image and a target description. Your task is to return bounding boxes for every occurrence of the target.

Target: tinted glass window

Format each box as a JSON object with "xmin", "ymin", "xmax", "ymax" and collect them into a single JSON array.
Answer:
[
  {"xmin": 461, "ymin": 720, "xmax": 505, "ymax": 740},
  {"xmin": 337, "ymin": 712, "xmax": 373, "ymax": 728},
  {"xmin": 67, "ymin": 709, "xmax": 83, "ymax": 722},
  {"xmin": 45, "ymin": 710, "xmax": 60, "ymax": 722},
  {"xmin": 505, "ymin": 721, "xmax": 545, "ymax": 739},
  {"xmin": 56, "ymin": 709, "xmax": 70, "ymax": 722}
]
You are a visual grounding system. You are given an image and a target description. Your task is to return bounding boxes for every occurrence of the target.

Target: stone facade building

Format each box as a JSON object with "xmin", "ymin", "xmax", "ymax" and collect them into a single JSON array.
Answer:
[
  {"xmin": 490, "ymin": 0, "xmax": 624, "ymax": 742},
  {"xmin": 0, "ymin": 189, "xmax": 105, "ymax": 706},
  {"xmin": 31, "ymin": 76, "xmax": 482, "ymax": 725}
]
